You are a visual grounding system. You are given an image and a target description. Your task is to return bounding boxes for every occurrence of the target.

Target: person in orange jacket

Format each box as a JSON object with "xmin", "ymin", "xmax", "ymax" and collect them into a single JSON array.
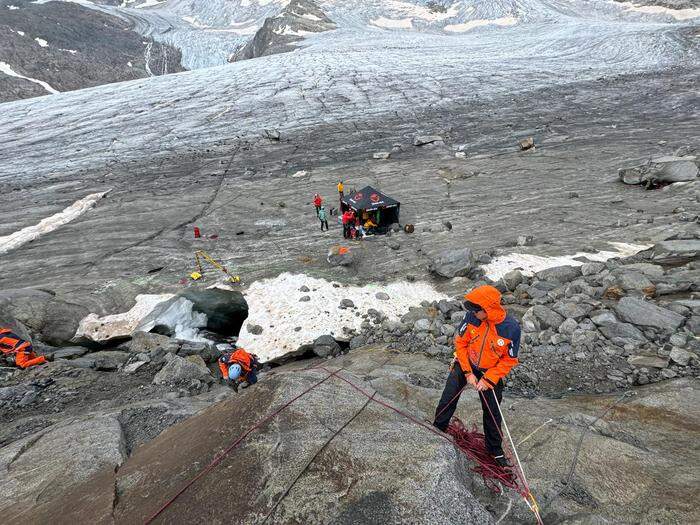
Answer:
[
  {"xmin": 433, "ymin": 285, "xmax": 521, "ymax": 467},
  {"xmin": 218, "ymin": 347, "xmax": 260, "ymax": 392},
  {"xmin": 0, "ymin": 328, "xmax": 48, "ymax": 369}
]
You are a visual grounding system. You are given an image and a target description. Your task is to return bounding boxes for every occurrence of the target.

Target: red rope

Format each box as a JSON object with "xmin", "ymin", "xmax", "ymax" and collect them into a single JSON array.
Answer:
[
  {"xmin": 143, "ymin": 369, "xmax": 339, "ymax": 525},
  {"xmin": 144, "ymin": 366, "xmax": 533, "ymax": 524},
  {"xmin": 447, "ymin": 418, "xmax": 524, "ymax": 497}
]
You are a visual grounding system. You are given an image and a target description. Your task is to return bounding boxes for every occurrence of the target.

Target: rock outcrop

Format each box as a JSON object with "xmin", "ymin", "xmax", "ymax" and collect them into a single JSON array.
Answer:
[{"xmin": 231, "ymin": 0, "xmax": 336, "ymax": 61}]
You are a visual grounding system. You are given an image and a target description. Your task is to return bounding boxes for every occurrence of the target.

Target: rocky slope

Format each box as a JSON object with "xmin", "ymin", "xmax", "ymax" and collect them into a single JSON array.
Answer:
[
  {"xmin": 0, "ymin": 0, "xmax": 185, "ymax": 103},
  {"xmin": 2, "ymin": 344, "xmax": 698, "ymax": 524},
  {"xmin": 232, "ymin": 0, "xmax": 336, "ymax": 61}
]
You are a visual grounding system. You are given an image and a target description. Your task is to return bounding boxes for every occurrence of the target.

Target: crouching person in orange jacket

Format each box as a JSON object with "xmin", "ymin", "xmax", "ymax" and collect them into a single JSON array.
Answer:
[
  {"xmin": 218, "ymin": 347, "xmax": 261, "ymax": 392},
  {"xmin": 0, "ymin": 328, "xmax": 48, "ymax": 369},
  {"xmin": 433, "ymin": 285, "xmax": 520, "ymax": 467}
]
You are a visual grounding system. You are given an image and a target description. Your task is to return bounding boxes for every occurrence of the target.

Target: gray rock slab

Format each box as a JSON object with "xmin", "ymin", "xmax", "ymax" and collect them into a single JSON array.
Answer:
[{"xmin": 614, "ymin": 297, "xmax": 685, "ymax": 330}]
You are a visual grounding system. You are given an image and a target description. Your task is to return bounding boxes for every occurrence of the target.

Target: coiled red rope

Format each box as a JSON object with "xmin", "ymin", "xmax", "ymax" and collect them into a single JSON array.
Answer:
[{"xmin": 447, "ymin": 418, "xmax": 523, "ymax": 497}]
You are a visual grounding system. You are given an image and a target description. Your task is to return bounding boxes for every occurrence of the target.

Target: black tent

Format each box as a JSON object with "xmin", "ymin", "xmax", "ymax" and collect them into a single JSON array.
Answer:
[{"xmin": 340, "ymin": 185, "xmax": 400, "ymax": 231}]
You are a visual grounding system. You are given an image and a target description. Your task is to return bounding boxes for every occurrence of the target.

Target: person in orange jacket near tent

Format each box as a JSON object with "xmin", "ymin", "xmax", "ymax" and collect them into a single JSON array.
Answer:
[
  {"xmin": 433, "ymin": 285, "xmax": 520, "ymax": 467},
  {"xmin": 218, "ymin": 347, "xmax": 261, "ymax": 392},
  {"xmin": 0, "ymin": 328, "xmax": 48, "ymax": 369}
]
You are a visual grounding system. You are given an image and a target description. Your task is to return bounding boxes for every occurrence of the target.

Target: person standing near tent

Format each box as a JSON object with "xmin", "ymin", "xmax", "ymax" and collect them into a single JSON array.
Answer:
[
  {"xmin": 219, "ymin": 347, "xmax": 261, "ymax": 392},
  {"xmin": 341, "ymin": 209, "xmax": 352, "ymax": 238},
  {"xmin": 337, "ymin": 181, "xmax": 344, "ymax": 199},
  {"xmin": 318, "ymin": 205, "xmax": 329, "ymax": 231},
  {"xmin": 0, "ymin": 328, "xmax": 48, "ymax": 369},
  {"xmin": 313, "ymin": 194, "xmax": 323, "ymax": 216},
  {"xmin": 433, "ymin": 285, "xmax": 520, "ymax": 467}
]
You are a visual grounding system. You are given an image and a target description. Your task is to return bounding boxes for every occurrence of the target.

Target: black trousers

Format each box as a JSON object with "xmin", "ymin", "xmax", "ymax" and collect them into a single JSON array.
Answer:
[
  {"xmin": 320, "ymin": 219, "xmax": 328, "ymax": 231},
  {"xmin": 433, "ymin": 360, "xmax": 504, "ymax": 456}
]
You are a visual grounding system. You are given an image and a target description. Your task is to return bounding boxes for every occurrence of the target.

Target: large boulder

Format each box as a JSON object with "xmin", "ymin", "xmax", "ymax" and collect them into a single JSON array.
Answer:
[
  {"xmin": 428, "ymin": 248, "xmax": 474, "ymax": 278},
  {"xmin": 0, "ymin": 415, "xmax": 126, "ymax": 522},
  {"xmin": 614, "ymin": 297, "xmax": 685, "ymax": 330},
  {"xmin": 0, "ymin": 288, "xmax": 89, "ymax": 346},
  {"xmin": 312, "ymin": 335, "xmax": 342, "ymax": 358},
  {"xmin": 152, "ymin": 353, "xmax": 214, "ymax": 386},
  {"xmin": 179, "ymin": 288, "xmax": 249, "ymax": 336},
  {"xmin": 651, "ymin": 240, "xmax": 700, "ymax": 265},
  {"xmin": 598, "ymin": 322, "xmax": 647, "ymax": 343},
  {"xmin": 618, "ymin": 156, "xmax": 698, "ymax": 186},
  {"xmin": 535, "ymin": 265, "xmax": 582, "ymax": 283},
  {"xmin": 22, "ymin": 367, "xmax": 492, "ymax": 524},
  {"xmin": 524, "ymin": 305, "xmax": 565, "ymax": 331}
]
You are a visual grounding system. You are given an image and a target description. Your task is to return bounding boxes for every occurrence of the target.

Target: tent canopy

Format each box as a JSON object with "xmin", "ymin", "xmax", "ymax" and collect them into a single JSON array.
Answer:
[
  {"xmin": 340, "ymin": 185, "xmax": 400, "ymax": 230},
  {"xmin": 342, "ymin": 185, "xmax": 399, "ymax": 212}
]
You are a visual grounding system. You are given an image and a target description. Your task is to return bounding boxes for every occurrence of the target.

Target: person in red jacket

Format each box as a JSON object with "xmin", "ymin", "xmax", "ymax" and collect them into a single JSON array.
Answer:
[
  {"xmin": 433, "ymin": 285, "xmax": 521, "ymax": 466},
  {"xmin": 0, "ymin": 328, "xmax": 48, "ymax": 369},
  {"xmin": 218, "ymin": 347, "xmax": 260, "ymax": 392},
  {"xmin": 313, "ymin": 194, "xmax": 323, "ymax": 217},
  {"xmin": 341, "ymin": 210, "xmax": 353, "ymax": 239}
]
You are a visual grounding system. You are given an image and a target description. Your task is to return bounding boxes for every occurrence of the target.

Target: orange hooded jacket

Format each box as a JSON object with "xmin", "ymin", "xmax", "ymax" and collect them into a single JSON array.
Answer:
[
  {"xmin": 454, "ymin": 286, "xmax": 520, "ymax": 387},
  {"xmin": 0, "ymin": 328, "xmax": 47, "ymax": 369},
  {"xmin": 218, "ymin": 348, "xmax": 255, "ymax": 381}
]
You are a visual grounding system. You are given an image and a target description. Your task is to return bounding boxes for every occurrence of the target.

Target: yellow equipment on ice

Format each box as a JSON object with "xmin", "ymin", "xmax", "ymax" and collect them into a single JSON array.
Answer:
[{"xmin": 191, "ymin": 250, "xmax": 240, "ymax": 284}]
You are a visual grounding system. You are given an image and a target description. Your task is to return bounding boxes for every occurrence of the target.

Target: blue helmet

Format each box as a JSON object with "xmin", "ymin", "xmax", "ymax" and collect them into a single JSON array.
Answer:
[{"xmin": 228, "ymin": 363, "xmax": 242, "ymax": 381}]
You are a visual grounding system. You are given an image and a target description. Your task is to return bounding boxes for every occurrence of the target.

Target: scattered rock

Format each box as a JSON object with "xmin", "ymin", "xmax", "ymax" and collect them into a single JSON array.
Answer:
[
  {"xmin": 413, "ymin": 135, "xmax": 443, "ymax": 146},
  {"xmin": 247, "ymin": 323, "xmax": 263, "ymax": 335},
  {"xmin": 614, "ymin": 297, "xmax": 685, "ymax": 330},
  {"xmin": 428, "ymin": 247, "xmax": 474, "ymax": 278},
  {"xmin": 92, "ymin": 351, "xmax": 130, "ymax": 371},
  {"xmin": 651, "ymin": 240, "xmax": 700, "ymax": 264},
  {"xmin": 502, "ymin": 270, "xmax": 524, "ymax": 291},
  {"xmin": 339, "ymin": 299, "xmax": 355, "ymax": 309},
  {"xmin": 153, "ymin": 353, "xmax": 213, "ymax": 386},
  {"xmin": 373, "ymin": 151, "xmax": 391, "ymax": 160},
  {"xmin": 517, "ymin": 235, "xmax": 535, "ymax": 247},
  {"xmin": 627, "ymin": 355, "xmax": 668, "ymax": 369},
  {"xmin": 299, "ymin": 285, "xmax": 310, "ymax": 293},
  {"xmin": 618, "ymin": 156, "xmax": 698, "ymax": 186},
  {"xmin": 312, "ymin": 335, "xmax": 341, "ymax": 358},
  {"xmin": 299, "ymin": 295, "xmax": 311, "ymax": 302},
  {"xmin": 414, "ymin": 319, "xmax": 431, "ymax": 332},
  {"xmin": 519, "ymin": 137, "xmax": 535, "ymax": 150},
  {"xmin": 581, "ymin": 262, "xmax": 605, "ymax": 276},
  {"xmin": 536, "ymin": 265, "xmax": 582, "ymax": 283},
  {"xmin": 375, "ymin": 292, "xmax": 390, "ymax": 301},
  {"xmin": 669, "ymin": 347, "xmax": 694, "ymax": 366}
]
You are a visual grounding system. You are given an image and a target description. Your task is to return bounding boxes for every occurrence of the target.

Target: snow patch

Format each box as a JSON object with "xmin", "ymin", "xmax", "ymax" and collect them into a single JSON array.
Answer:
[
  {"xmin": 0, "ymin": 60, "xmax": 60, "ymax": 95},
  {"xmin": 615, "ymin": 1, "xmax": 700, "ymax": 20},
  {"xmin": 60, "ymin": 48, "xmax": 78, "ymax": 54},
  {"xmin": 291, "ymin": 169, "xmax": 309, "ymax": 178},
  {"xmin": 34, "ymin": 37, "xmax": 48, "ymax": 47},
  {"xmin": 127, "ymin": 61, "xmax": 133, "ymax": 67},
  {"xmin": 136, "ymin": 297, "xmax": 208, "ymax": 341},
  {"xmin": 276, "ymin": 24, "xmax": 314, "ymax": 36},
  {"xmin": 482, "ymin": 242, "xmax": 651, "ymax": 281},
  {"xmin": 7, "ymin": 4, "xmax": 20, "ymax": 9},
  {"xmin": 236, "ymin": 273, "xmax": 447, "ymax": 361},
  {"xmin": 17, "ymin": 30, "xmax": 25, "ymax": 36},
  {"xmin": 444, "ymin": 17, "xmax": 518, "ymax": 33},
  {"xmin": 0, "ymin": 191, "xmax": 106, "ymax": 255},
  {"xmin": 301, "ymin": 13, "xmax": 322, "ymax": 21},
  {"xmin": 370, "ymin": 16, "xmax": 414, "ymax": 29}
]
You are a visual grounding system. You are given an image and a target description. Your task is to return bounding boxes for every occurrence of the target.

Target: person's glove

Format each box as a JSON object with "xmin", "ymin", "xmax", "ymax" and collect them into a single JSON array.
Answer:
[
  {"xmin": 466, "ymin": 373, "xmax": 478, "ymax": 388},
  {"xmin": 476, "ymin": 378, "xmax": 493, "ymax": 391}
]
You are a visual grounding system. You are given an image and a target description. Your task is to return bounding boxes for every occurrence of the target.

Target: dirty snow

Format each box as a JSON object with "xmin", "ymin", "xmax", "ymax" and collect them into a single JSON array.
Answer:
[
  {"xmin": 182, "ymin": 15, "xmax": 209, "ymax": 28},
  {"xmin": 7, "ymin": 4, "xmax": 20, "ymax": 9},
  {"xmin": 236, "ymin": 272, "xmax": 447, "ymax": 361},
  {"xmin": 75, "ymin": 294, "xmax": 173, "ymax": 342},
  {"xmin": 0, "ymin": 191, "xmax": 106, "ymax": 255},
  {"xmin": 482, "ymin": 242, "xmax": 651, "ymax": 280},
  {"xmin": 136, "ymin": 297, "xmax": 208, "ymax": 341},
  {"xmin": 444, "ymin": 17, "xmax": 517, "ymax": 32},
  {"xmin": 135, "ymin": 0, "xmax": 164, "ymax": 8},
  {"xmin": 370, "ymin": 16, "xmax": 414, "ymax": 29},
  {"xmin": 291, "ymin": 170, "xmax": 309, "ymax": 178},
  {"xmin": 34, "ymin": 37, "xmax": 48, "ymax": 47},
  {"xmin": 614, "ymin": 1, "xmax": 700, "ymax": 20}
]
